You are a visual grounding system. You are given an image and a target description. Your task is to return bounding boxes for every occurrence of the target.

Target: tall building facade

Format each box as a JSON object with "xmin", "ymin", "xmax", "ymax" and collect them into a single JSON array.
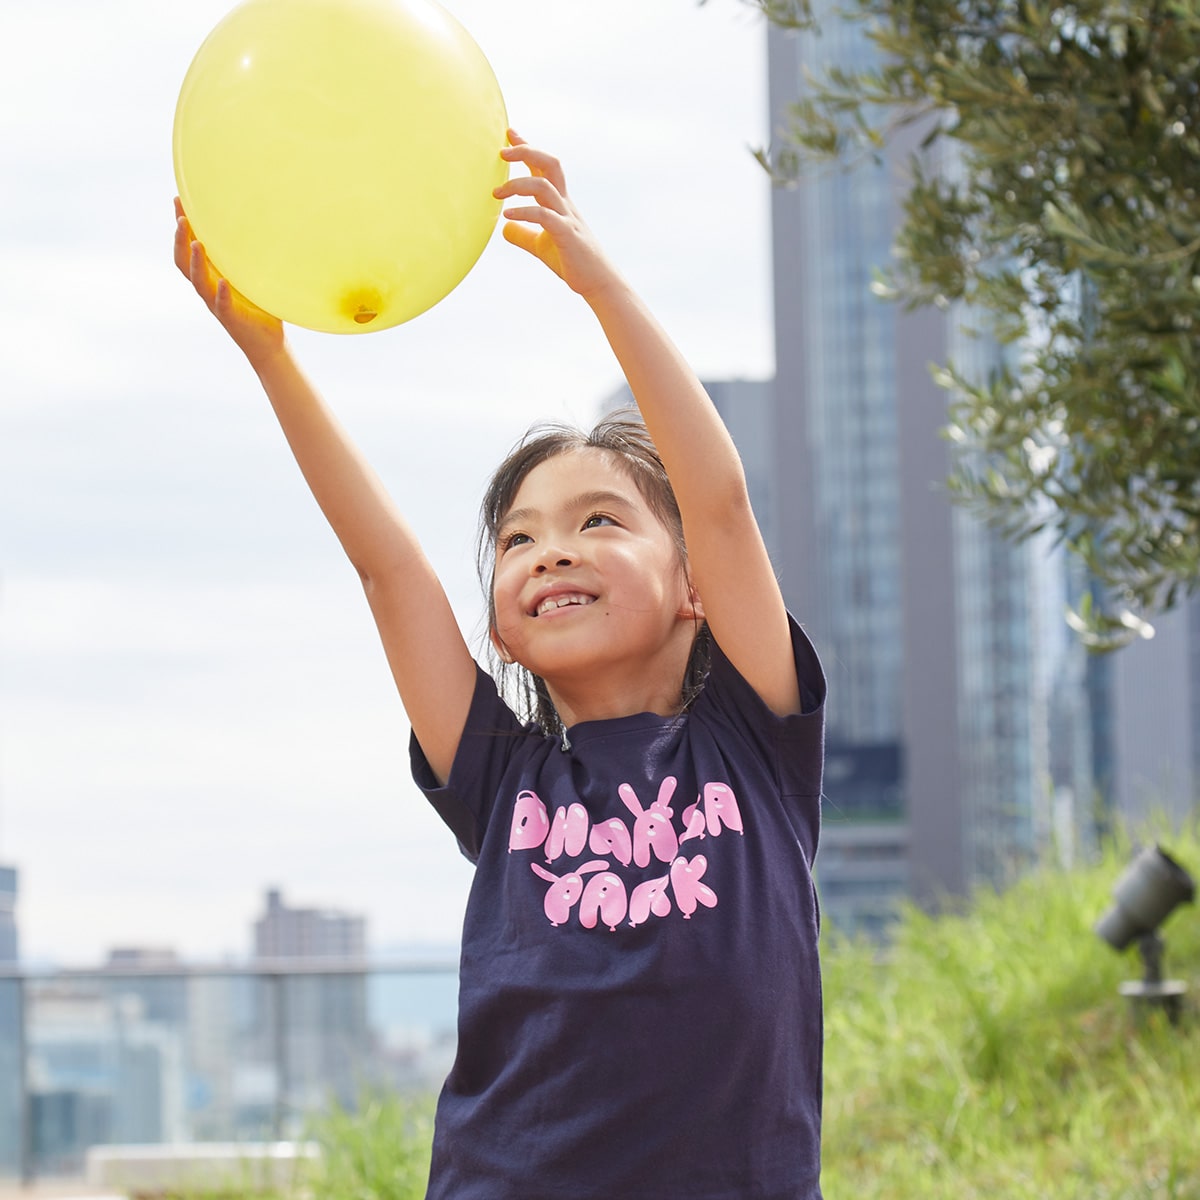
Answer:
[
  {"xmin": 251, "ymin": 889, "xmax": 369, "ymax": 1119},
  {"xmin": 766, "ymin": 12, "xmax": 1198, "ymax": 928},
  {"xmin": 766, "ymin": 14, "xmax": 1091, "ymax": 929},
  {"xmin": 1105, "ymin": 599, "xmax": 1200, "ymax": 828},
  {"xmin": 253, "ymin": 888, "xmax": 366, "ymax": 960}
]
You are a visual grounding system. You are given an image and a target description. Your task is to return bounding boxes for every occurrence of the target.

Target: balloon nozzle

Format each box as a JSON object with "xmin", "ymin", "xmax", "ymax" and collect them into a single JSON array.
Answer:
[{"xmin": 342, "ymin": 287, "xmax": 384, "ymax": 328}]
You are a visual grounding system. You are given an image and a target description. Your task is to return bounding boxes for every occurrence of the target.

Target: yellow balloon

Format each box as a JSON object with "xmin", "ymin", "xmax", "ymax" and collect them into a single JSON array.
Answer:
[{"xmin": 173, "ymin": 0, "xmax": 508, "ymax": 334}]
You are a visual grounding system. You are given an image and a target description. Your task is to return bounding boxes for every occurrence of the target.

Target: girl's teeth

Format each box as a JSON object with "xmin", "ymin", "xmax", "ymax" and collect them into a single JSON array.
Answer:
[{"xmin": 538, "ymin": 595, "xmax": 592, "ymax": 615}]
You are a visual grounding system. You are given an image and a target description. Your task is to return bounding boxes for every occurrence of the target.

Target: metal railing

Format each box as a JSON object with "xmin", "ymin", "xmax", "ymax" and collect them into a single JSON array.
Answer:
[{"xmin": 0, "ymin": 958, "xmax": 458, "ymax": 1184}]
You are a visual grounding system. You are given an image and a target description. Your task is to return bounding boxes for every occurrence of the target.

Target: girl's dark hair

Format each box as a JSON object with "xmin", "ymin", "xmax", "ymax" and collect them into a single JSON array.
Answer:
[{"xmin": 476, "ymin": 409, "xmax": 711, "ymax": 737}]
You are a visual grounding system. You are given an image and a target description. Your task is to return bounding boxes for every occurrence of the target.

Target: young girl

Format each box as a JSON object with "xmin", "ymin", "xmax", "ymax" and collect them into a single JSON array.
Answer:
[{"xmin": 175, "ymin": 132, "xmax": 826, "ymax": 1200}]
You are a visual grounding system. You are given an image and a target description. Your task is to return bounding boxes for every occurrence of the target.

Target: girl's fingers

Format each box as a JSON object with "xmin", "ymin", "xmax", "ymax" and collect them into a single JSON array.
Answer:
[
  {"xmin": 500, "ymin": 143, "xmax": 567, "ymax": 196},
  {"xmin": 189, "ymin": 238, "xmax": 229, "ymax": 313},
  {"xmin": 173, "ymin": 201, "xmax": 198, "ymax": 271},
  {"xmin": 189, "ymin": 238, "xmax": 211, "ymax": 287},
  {"xmin": 493, "ymin": 174, "xmax": 569, "ymax": 214},
  {"xmin": 174, "ymin": 201, "xmax": 222, "ymax": 307},
  {"xmin": 500, "ymin": 221, "xmax": 539, "ymax": 256},
  {"xmin": 214, "ymin": 277, "xmax": 237, "ymax": 321},
  {"xmin": 500, "ymin": 204, "xmax": 569, "ymax": 233},
  {"xmin": 172, "ymin": 197, "xmax": 284, "ymax": 347},
  {"xmin": 173, "ymin": 217, "xmax": 192, "ymax": 274}
]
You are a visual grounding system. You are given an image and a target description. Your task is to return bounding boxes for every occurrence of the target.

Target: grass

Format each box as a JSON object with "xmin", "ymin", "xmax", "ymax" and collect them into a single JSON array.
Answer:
[
  {"xmin": 170, "ymin": 1094, "xmax": 435, "ymax": 1200},
  {"xmin": 820, "ymin": 818, "xmax": 1200, "ymax": 1199},
  {"xmin": 187, "ymin": 819, "xmax": 1200, "ymax": 1199},
  {"xmin": 301, "ymin": 1092, "xmax": 434, "ymax": 1200}
]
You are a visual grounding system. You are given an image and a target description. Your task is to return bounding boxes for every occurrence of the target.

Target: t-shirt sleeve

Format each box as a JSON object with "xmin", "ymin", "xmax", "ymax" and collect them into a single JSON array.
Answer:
[
  {"xmin": 695, "ymin": 614, "xmax": 826, "ymax": 804},
  {"xmin": 409, "ymin": 661, "xmax": 528, "ymax": 862}
]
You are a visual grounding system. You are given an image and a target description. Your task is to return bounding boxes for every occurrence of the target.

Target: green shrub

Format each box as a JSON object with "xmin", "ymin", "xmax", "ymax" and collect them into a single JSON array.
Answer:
[
  {"xmin": 821, "ymin": 819, "xmax": 1200, "ymax": 1199},
  {"xmin": 303, "ymin": 1092, "xmax": 435, "ymax": 1200}
]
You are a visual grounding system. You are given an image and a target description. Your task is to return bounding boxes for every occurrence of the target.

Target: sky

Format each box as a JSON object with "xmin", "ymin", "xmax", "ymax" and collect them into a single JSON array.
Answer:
[{"xmin": 0, "ymin": 0, "xmax": 778, "ymax": 964}]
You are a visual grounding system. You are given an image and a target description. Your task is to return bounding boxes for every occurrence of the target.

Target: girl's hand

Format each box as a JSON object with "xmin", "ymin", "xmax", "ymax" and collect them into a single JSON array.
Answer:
[
  {"xmin": 495, "ymin": 131, "xmax": 623, "ymax": 301},
  {"xmin": 173, "ymin": 197, "xmax": 285, "ymax": 369}
]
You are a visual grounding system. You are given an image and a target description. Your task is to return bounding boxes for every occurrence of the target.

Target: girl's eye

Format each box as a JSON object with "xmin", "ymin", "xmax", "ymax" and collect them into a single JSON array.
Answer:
[
  {"xmin": 501, "ymin": 531, "xmax": 532, "ymax": 552},
  {"xmin": 582, "ymin": 513, "xmax": 615, "ymax": 530}
]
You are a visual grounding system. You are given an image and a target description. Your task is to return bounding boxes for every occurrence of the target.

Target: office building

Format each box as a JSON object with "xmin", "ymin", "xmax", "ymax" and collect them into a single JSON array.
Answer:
[
  {"xmin": 250, "ymin": 890, "xmax": 369, "ymax": 1119},
  {"xmin": 25, "ymin": 982, "xmax": 186, "ymax": 1172},
  {"xmin": 766, "ymin": 11, "xmax": 1197, "ymax": 930},
  {"xmin": 1105, "ymin": 600, "xmax": 1200, "ymax": 827},
  {"xmin": 765, "ymin": 13, "xmax": 1094, "ymax": 929},
  {"xmin": 253, "ymin": 888, "xmax": 365, "ymax": 961}
]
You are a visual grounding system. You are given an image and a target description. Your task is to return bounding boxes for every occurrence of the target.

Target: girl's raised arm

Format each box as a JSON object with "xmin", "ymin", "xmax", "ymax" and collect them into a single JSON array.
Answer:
[
  {"xmin": 494, "ymin": 138, "xmax": 801, "ymax": 716},
  {"xmin": 173, "ymin": 202, "xmax": 478, "ymax": 781}
]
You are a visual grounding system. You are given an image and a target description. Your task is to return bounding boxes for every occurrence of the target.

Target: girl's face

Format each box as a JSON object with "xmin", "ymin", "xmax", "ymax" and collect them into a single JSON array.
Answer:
[{"xmin": 490, "ymin": 447, "xmax": 699, "ymax": 691}]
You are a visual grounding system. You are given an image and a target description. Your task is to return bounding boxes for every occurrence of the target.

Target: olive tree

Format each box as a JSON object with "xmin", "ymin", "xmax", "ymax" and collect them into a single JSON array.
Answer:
[{"xmin": 719, "ymin": 0, "xmax": 1200, "ymax": 645}]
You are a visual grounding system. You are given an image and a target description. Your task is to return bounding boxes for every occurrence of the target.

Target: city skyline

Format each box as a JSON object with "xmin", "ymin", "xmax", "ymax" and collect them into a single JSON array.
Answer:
[{"xmin": 0, "ymin": 868, "xmax": 459, "ymax": 966}]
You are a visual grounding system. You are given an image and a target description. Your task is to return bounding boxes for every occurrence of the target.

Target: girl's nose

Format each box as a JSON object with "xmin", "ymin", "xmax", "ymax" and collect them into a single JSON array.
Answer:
[{"xmin": 533, "ymin": 545, "xmax": 575, "ymax": 574}]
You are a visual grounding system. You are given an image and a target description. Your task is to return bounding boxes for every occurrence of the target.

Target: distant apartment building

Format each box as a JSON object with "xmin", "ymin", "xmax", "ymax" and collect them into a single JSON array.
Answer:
[
  {"xmin": 253, "ymin": 888, "xmax": 366, "ymax": 961},
  {"xmin": 24, "ymin": 981, "xmax": 187, "ymax": 1173},
  {"xmin": 251, "ymin": 889, "xmax": 368, "ymax": 1118}
]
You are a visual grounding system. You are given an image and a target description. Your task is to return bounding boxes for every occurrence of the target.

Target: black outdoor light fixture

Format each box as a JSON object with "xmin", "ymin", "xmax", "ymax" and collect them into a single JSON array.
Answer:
[{"xmin": 1095, "ymin": 843, "xmax": 1196, "ymax": 1023}]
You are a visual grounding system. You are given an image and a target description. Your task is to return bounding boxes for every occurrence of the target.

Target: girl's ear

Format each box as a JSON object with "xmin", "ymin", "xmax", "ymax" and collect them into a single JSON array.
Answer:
[
  {"xmin": 490, "ymin": 625, "xmax": 515, "ymax": 664},
  {"xmin": 676, "ymin": 573, "xmax": 705, "ymax": 622}
]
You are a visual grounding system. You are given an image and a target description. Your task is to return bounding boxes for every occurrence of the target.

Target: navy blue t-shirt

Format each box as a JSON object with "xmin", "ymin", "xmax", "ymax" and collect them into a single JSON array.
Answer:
[{"xmin": 410, "ymin": 618, "xmax": 826, "ymax": 1200}]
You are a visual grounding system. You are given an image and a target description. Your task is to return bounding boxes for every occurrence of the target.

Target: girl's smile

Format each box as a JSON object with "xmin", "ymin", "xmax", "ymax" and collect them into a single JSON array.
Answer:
[{"xmin": 530, "ymin": 587, "xmax": 598, "ymax": 617}]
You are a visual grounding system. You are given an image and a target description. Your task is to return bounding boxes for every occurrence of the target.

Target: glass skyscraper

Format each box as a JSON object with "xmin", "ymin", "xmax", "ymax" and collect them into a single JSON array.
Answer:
[{"xmin": 766, "ymin": 13, "xmax": 1100, "ymax": 929}]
